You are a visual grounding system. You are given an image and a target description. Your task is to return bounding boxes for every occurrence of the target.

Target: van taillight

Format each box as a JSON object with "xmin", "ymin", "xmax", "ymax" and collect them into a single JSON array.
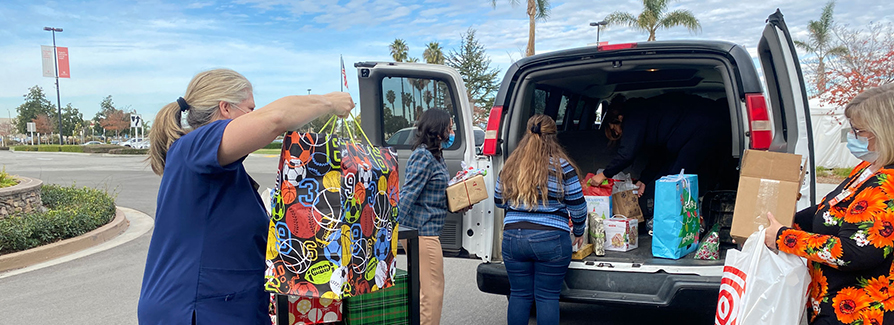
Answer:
[
  {"xmin": 598, "ymin": 43, "xmax": 637, "ymax": 51},
  {"xmin": 482, "ymin": 105, "xmax": 503, "ymax": 156},
  {"xmin": 746, "ymin": 93, "xmax": 772, "ymax": 150}
]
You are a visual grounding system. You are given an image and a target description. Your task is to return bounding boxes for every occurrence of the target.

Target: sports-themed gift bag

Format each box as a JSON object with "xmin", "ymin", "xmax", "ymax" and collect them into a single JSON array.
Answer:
[
  {"xmin": 652, "ymin": 172, "xmax": 700, "ymax": 259},
  {"xmin": 265, "ymin": 117, "xmax": 401, "ymax": 300}
]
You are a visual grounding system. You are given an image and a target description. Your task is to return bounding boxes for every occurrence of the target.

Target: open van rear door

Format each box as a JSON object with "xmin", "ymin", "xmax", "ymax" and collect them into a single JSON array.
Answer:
[
  {"xmin": 355, "ymin": 62, "xmax": 497, "ymax": 260},
  {"xmin": 757, "ymin": 9, "xmax": 817, "ymax": 208}
]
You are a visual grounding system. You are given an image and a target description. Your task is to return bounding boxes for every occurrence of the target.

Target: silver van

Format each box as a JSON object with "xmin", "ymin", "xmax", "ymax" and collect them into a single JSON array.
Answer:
[{"xmin": 357, "ymin": 10, "xmax": 815, "ymax": 311}]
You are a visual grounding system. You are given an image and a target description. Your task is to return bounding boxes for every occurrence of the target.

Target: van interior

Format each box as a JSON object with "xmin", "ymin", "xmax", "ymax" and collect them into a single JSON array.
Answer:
[{"xmin": 508, "ymin": 58, "xmax": 746, "ymax": 265}]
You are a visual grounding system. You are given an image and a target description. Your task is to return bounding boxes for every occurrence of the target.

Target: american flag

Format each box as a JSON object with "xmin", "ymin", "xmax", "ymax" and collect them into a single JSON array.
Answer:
[{"xmin": 340, "ymin": 55, "xmax": 349, "ymax": 91}]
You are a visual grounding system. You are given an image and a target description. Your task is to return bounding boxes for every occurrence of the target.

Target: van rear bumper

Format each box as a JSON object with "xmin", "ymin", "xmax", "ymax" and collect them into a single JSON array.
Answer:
[{"xmin": 476, "ymin": 262, "xmax": 722, "ymax": 309}]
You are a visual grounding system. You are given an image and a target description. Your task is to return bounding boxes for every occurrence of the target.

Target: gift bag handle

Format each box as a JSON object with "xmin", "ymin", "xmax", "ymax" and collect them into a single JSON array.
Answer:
[
  {"xmin": 665, "ymin": 169, "xmax": 694, "ymax": 202},
  {"xmin": 316, "ymin": 113, "xmax": 374, "ymax": 148}
]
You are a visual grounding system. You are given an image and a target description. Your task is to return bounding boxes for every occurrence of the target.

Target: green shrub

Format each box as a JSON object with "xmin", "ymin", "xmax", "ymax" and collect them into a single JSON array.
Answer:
[
  {"xmin": 815, "ymin": 166, "xmax": 832, "ymax": 177},
  {"xmin": 264, "ymin": 142, "xmax": 282, "ymax": 149},
  {"xmin": 37, "ymin": 145, "xmax": 62, "ymax": 152},
  {"xmin": 0, "ymin": 168, "xmax": 17, "ymax": 188},
  {"xmin": 0, "ymin": 185, "xmax": 116, "ymax": 254},
  {"xmin": 108, "ymin": 148, "xmax": 149, "ymax": 155},
  {"xmin": 60, "ymin": 146, "xmax": 84, "ymax": 153},
  {"xmin": 82, "ymin": 145, "xmax": 120, "ymax": 153},
  {"xmin": 832, "ymin": 168, "xmax": 853, "ymax": 178},
  {"xmin": 13, "ymin": 146, "xmax": 37, "ymax": 151}
]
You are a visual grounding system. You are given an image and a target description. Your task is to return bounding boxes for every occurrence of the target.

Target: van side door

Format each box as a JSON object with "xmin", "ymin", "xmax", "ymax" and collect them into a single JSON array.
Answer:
[
  {"xmin": 355, "ymin": 62, "xmax": 495, "ymax": 259},
  {"xmin": 757, "ymin": 9, "xmax": 817, "ymax": 208}
]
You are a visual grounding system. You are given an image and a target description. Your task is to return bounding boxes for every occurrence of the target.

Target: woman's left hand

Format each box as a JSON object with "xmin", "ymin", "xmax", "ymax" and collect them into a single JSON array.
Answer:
[
  {"xmin": 573, "ymin": 236, "xmax": 584, "ymax": 249},
  {"xmin": 635, "ymin": 181, "xmax": 645, "ymax": 198},
  {"xmin": 764, "ymin": 212, "xmax": 784, "ymax": 250}
]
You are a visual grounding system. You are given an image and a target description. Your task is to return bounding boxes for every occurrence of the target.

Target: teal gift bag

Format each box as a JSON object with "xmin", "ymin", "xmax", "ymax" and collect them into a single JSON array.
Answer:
[{"xmin": 652, "ymin": 172, "xmax": 700, "ymax": 259}]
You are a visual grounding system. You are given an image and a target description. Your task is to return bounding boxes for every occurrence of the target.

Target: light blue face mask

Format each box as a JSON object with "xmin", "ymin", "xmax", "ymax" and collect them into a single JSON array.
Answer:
[
  {"xmin": 442, "ymin": 133, "xmax": 455, "ymax": 149},
  {"xmin": 846, "ymin": 131, "xmax": 879, "ymax": 162}
]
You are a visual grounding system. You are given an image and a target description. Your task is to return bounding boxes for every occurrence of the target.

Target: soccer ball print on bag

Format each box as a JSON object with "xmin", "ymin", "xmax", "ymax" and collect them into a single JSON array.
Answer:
[{"xmin": 265, "ymin": 131, "xmax": 400, "ymax": 299}]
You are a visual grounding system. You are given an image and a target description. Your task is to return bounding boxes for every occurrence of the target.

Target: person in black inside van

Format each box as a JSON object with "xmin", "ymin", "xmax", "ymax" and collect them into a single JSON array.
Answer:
[{"xmin": 588, "ymin": 92, "xmax": 731, "ymax": 217}]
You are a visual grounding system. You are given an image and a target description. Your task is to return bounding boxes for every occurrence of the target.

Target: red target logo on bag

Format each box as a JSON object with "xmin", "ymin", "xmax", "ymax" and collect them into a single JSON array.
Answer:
[{"xmin": 716, "ymin": 266, "xmax": 747, "ymax": 325}]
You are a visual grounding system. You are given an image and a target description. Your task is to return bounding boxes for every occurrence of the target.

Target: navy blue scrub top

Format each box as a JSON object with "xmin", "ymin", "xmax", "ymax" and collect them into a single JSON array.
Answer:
[{"xmin": 138, "ymin": 120, "xmax": 269, "ymax": 324}]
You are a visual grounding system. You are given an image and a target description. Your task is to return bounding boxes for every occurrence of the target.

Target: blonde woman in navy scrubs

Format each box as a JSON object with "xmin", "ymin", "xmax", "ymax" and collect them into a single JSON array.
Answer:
[{"xmin": 138, "ymin": 69, "xmax": 353, "ymax": 324}]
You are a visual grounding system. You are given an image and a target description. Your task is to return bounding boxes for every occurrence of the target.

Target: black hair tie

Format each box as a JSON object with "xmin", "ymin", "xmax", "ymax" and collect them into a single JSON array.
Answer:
[
  {"xmin": 531, "ymin": 122, "xmax": 542, "ymax": 134},
  {"xmin": 177, "ymin": 97, "xmax": 189, "ymax": 112}
]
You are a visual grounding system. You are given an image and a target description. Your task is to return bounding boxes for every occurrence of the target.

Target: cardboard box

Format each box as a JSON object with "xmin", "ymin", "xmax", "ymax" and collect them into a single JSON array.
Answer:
[
  {"xmin": 447, "ymin": 175, "xmax": 488, "ymax": 212},
  {"xmin": 572, "ymin": 243, "xmax": 594, "ymax": 260},
  {"xmin": 604, "ymin": 216, "xmax": 638, "ymax": 252},
  {"xmin": 730, "ymin": 150, "xmax": 803, "ymax": 242},
  {"xmin": 585, "ymin": 196, "xmax": 612, "ymax": 219}
]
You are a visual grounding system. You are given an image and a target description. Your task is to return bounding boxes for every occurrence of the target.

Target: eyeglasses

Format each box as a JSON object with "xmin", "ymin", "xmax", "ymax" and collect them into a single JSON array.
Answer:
[{"xmin": 850, "ymin": 123, "xmax": 876, "ymax": 139}]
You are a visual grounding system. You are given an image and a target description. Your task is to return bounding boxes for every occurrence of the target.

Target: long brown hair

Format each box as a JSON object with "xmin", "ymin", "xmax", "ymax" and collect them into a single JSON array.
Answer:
[
  {"xmin": 148, "ymin": 69, "xmax": 252, "ymax": 175},
  {"xmin": 412, "ymin": 108, "xmax": 451, "ymax": 161},
  {"xmin": 500, "ymin": 114, "xmax": 580, "ymax": 208}
]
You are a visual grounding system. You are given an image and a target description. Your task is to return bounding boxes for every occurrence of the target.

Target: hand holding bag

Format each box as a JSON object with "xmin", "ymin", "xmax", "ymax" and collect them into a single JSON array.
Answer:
[
  {"xmin": 265, "ymin": 116, "xmax": 400, "ymax": 300},
  {"xmin": 715, "ymin": 227, "xmax": 810, "ymax": 325}
]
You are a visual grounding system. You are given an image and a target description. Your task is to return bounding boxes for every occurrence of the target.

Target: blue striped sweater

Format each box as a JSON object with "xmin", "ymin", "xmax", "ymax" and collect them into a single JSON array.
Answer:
[{"xmin": 494, "ymin": 159, "xmax": 588, "ymax": 237}]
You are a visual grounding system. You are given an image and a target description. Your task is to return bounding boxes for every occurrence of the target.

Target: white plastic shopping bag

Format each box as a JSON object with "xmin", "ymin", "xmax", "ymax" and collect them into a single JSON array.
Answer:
[{"xmin": 715, "ymin": 227, "xmax": 810, "ymax": 325}]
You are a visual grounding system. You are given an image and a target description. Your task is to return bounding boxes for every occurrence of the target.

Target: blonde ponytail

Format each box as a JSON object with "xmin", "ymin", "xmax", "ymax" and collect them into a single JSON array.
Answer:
[
  {"xmin": 147, "ymin": 69, "xmax": 253, "ymax": 175},
  {"xmin": 148, "ymin": 102, "xmax": 185, "ymax": 175}
]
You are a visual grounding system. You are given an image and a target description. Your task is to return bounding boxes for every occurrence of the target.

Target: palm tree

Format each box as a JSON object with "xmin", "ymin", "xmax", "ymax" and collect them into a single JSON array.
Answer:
[
  {"xmin": 389, "ymin": 39, "xmax": 409, "ymax": 117},
  {"xmin": 603, "ymin": 0, "xmax": 701, "ymax": 42},
  {"xmin": 389, "ymin": 39, "xmax": 409, "ymax": 62},
  {"xmin": 424, "ymin": 42, "xmax": 445, "ymax": 104},
  {"xmin": 423, "ymin": 42, "xmax": 445, "ymax": 65},
  {"xmin": 424, "ymin": 90, "xmax": 433, "ymax": 110},
  {"xmin": 414, "ymin": 79, "xmax": 428, "ymax": 110},
  {"xmin": 491, "ymin": 0, "xmax": 551, "ymax": 57},
  {"xmin": 794, "ymin": 1, "xmax": 847, "ymax": 94},
  {"xmin": 386, "ymin": 90, "xmax": 396, "ymax": 112}
]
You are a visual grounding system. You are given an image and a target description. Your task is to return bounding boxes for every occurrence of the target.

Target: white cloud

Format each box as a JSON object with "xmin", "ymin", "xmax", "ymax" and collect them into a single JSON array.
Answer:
[
  {"xmin": 3, "ymin": 0, "xmax": 894, "ymax": 121},
  {"xmin": 186, "ymin": 1, "xmax": 215, "ymax": 9}
]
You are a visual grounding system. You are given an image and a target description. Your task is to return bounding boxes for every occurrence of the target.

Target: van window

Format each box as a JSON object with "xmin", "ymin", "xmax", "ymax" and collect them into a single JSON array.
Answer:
[
  {"xmin": 556, "ymin": 94, "xmax": 571, "ymax": 127},
  {"xmin": 532, "ymin": 88, "xmax": 548, "ymax": 115},
  {"xmin": 381, "ymin": 76, "xmax": 458, "ymax": 148}
]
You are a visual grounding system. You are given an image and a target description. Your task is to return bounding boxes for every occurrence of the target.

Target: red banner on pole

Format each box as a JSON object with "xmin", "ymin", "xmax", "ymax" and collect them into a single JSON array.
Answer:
[{"xmin": 57, "ymin": 47, "xmax": 70, "ymax": 78}]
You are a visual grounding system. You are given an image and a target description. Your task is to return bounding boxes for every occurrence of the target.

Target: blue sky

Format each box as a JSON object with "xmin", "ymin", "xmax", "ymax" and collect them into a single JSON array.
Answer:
[{"xmin": 1, "ymin": 0, "xmax": 891, "ymax": 124}]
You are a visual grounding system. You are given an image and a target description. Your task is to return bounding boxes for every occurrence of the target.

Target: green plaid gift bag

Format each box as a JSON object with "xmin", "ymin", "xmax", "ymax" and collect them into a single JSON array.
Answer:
[{"xmin": 342, "ymin": 269, "xmax": 409, "ymax": 325}]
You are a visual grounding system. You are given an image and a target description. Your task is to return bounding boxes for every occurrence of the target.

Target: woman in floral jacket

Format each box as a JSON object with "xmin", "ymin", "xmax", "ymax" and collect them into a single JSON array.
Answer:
[{"xmin": 766, "ymin": 83, "xmax": 894, "ymax": 325}]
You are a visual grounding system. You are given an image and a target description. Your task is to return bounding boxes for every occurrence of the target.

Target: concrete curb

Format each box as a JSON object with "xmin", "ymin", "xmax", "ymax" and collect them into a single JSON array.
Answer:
[
  {"xmin": 9, "ymin": 150, "xmax": 99, "ymax": 156},
  {"xmin": 0, "ymin": 207, "xmax": 129, "ymax": 273}
]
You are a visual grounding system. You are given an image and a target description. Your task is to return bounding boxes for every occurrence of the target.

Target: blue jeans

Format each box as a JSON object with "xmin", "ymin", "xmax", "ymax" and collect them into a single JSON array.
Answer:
[{"xmin": 502, "ymin": 228, "xmax": 572, "ymax": 325}]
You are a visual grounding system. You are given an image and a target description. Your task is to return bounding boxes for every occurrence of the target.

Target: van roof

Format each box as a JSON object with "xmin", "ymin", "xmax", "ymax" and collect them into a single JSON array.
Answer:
[
  {"xmin": 516, "ymin": 40, "xmax": 738, "ymax": 65},
  {"xmin": 495, "ymin": 40, "xmax": 761, "ymax": 103}
]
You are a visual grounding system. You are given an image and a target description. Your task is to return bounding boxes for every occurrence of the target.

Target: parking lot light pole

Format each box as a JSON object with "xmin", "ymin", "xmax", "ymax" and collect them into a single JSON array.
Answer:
[
  {"xmin": 590, "ymin": 21, "xmax": 607, "ymax": 45},
  {"xmin": 44, "ymin": 26, "xmax": 64, "ymax": 145}
]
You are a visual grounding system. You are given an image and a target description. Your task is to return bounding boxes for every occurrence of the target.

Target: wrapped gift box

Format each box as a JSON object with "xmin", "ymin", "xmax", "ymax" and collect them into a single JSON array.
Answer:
[
  {"xmin": 446, "ymin": 175, "xmax": 488, "ymax": 212},
  {"xmin": 604, "ymin": 216, "xmax": 638, "ymax": 252}
]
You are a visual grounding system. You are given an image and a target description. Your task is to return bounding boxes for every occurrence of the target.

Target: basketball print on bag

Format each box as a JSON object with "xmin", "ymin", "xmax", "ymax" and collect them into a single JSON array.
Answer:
[{"xmin": 265, "ymin": 130, "xmax": 399, "ymax": 299}]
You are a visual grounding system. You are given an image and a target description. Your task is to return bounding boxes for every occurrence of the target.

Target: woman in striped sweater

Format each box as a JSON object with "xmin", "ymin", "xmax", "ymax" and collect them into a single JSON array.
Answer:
[{"xmin": 494, "ymin": 114, "xmax": 588, "ymax": 325}]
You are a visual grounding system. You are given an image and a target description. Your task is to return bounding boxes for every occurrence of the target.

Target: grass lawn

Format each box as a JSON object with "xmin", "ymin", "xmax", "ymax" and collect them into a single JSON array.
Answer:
[{"xmin": 252, "ymin": 149, "xmax": 280, "ymax": 155}]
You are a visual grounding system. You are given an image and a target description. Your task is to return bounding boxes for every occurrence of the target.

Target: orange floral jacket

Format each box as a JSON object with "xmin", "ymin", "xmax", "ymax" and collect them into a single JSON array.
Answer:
[{"xmin": 776, "ymin": 161, "xmax": 894, "ymax": 325}]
